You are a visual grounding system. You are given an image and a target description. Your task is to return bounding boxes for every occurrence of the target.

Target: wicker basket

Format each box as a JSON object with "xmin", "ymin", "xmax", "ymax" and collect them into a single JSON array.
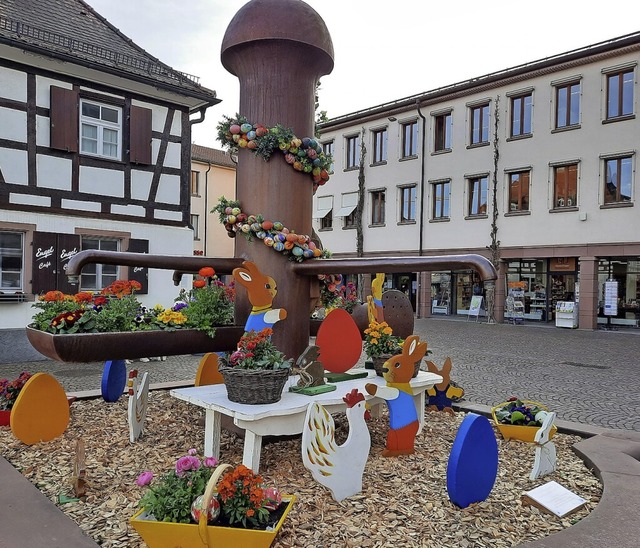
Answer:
[
  {"xmin": 131, "ymin": 463, "xmax": 295, "ymax": 547},
  {"xmin": 219, "ymin": 366, "xmax": 290, "ymax": 404},
  {"xmin": 371, "ymin": 355, "xmax": 421, "ymax": 378},
  {"xmin": 491, "ymin": 400, "xmax": 558, "ymax": 443}
]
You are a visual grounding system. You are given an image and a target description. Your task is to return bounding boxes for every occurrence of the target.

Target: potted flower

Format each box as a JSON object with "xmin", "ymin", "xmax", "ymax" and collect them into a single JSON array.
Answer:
[
  {"xmin": 218, "ymin": 328, "xmax": 293, "ymax": 404},
  {"xmin": 130, "ymin": 450, "xmax": 295, "ymax": 548},
  {"xmin": 363, "ymin": 320, "xmax": 404, "ymax": 377},
  {"xmin": 0, "ymin": 371, "xmax": 32, "ymax": 426},
  {"xmin": 491, "ymin": 397, "xmax": 558, "ymax": 442},
  {"xmin": 25, "ymin": 268, "xmax": 242, "ymax": 362}
]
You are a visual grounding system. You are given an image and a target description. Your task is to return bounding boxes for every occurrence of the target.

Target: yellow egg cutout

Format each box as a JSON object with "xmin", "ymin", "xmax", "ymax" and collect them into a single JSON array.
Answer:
[
  {"xmin": 10, "ymin": 372, "xmax": 70, "ymax": 445},
  {"xmin": 195, "ymin": 353, "xmax": 224, "ymax": 386}
]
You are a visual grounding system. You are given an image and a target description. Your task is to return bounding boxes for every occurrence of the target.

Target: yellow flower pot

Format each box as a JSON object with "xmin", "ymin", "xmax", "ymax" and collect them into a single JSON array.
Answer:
[
  {"xmin": 491, "ymin": 401, "xmax": 557, "ymax": 443},
  {"xmin": 130, "ymin": 495, "xmax": 295, "ymax": 548}
]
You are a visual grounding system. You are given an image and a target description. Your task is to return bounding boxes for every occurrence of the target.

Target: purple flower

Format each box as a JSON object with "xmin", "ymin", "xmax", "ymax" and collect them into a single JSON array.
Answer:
[
  {"xmin": 136, "ymin": 471, "xmax": 154, "ymax": 486},
  {"xmin": 172, "ymin": 300, "xmax": 188, "ymax": 311},
  {"xmin": 175, "ymin": 455, "xmax": 201, "ymax": 477},
  {"xmin": 204, "ymin": 457, "xmax": 218, "ymax": 468}
]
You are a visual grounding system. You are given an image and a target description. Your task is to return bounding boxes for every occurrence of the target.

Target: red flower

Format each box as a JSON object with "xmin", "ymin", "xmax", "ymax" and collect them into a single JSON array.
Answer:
[
  {"xmin": 193, "ymin": 279, "xmax": 206, "ymax": 288},
  {"xmin": 199, "ymin": 267, "xmax": 215, "ymax": 278}
]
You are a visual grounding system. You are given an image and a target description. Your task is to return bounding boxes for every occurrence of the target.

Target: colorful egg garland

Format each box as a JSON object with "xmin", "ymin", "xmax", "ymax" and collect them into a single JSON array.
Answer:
[
  {"xmin": 216, "ymin": 114, "xmax": 332, "ymax": 190},
  {"xmin": 213, "ymin": 197, "xmax": 331, "ymax": 263}
]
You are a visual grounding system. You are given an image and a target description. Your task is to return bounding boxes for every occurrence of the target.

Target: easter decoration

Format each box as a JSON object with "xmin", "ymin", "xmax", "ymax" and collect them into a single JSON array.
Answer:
[
  {"xmin": 301, "ymin": 389, "xmax": 371, "ymax": 502},
  {"xmin": 73, "ymin": 439, "xmax": 88, "ymax": 498},
  {"xmin": 365, "ymin": 335, "xmax": 427, "ymax": 457},
  {"xmin": 315, "ymin": 307, "xmax": 366, "ymax": 381},
  {"xmin": 216, "ymin": 115, "xmax": 332, "ymax": 190},
  {"xmin": 290, "ymin": 345, "xmax": 336, "ymax": 395},
  {"xmin": 425, "ymin": 357, "xmax": 465, "ymax": 415},
  {"xmin": 194, "ymin": 353, "xmax": 225, "ymax": 387},
  {"xmin": 367, "ymin": 273, "xmax": 385, "ymax": 324},
  {"xmin": 530, "ymin": 410, "xmax": 558, "ymax": 480},
  {"xmin": 446, "ymin": 413, "xmax": 499, "ymax": 508},
  {"xmin": 127, "ymin": 369, "xmax": 150, "ymax": 443},
  {"xmin": 213, "ymin": 197, "xmax": 331, "ymax": 263}
]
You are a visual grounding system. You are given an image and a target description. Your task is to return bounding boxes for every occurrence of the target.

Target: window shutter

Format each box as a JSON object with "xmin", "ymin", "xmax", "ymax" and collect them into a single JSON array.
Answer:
[
  {"xmin": 130, "ymin": 106, "xmax": 152, "ymax": 164},
  {"xmin": 56, "ymin": 234, "xmax": 81, "ymax": 295},
  {"xmin": 32, "ymin": 232, "xmax": 58, "ymax": 295},
  {"xmin": 50, "ymin": 86, "xmax": 78, "ymax": 152},
  {"xmin": 127, "ymin": 239, "xmax": 149, "ymax": 294}
]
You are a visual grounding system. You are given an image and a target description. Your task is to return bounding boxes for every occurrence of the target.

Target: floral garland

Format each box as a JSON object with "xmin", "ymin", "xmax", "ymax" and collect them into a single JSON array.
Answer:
[
  {"xmin": 216, "ymin": 114, "xmax": 332, "ymax": 188},
  {"xmin": 213, "ymin": 196, "xmax": 331, "ymax": 263}
]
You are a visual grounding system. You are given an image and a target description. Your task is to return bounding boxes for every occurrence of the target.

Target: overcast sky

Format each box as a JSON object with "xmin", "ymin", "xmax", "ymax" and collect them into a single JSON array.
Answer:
[{"xmin": 85, "ymin": 0, "xmax": 639, "ymax": 148}]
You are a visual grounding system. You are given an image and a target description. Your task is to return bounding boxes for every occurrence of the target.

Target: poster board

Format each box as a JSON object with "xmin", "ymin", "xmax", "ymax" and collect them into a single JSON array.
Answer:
[
  {"xmin": 467, "ymin": 296, "xmax": 483, "ymax": 321},
  {"xmin": 603, "ymin": 280, "xmax": 618, "ymax": 316}
]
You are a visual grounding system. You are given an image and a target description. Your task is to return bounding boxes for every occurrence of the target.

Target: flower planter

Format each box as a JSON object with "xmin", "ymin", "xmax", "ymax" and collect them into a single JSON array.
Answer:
[
  {"xmin": 130, "ymin": 496, "xmax": 295, "ymax": 548},
  {"xmin": 0, "ymin": 409, "xmax": 10, "ymax": 426},
  {"xmin": 25, "ymin": 326, "xmax": 245, "ymax": 363},
  {"xmin": 491, "ymin": 401, "xmax": 558, "ymax": 443},
  {"xmin": 219, "ymin": 367, "xmax": 290, "ymax": 405}
]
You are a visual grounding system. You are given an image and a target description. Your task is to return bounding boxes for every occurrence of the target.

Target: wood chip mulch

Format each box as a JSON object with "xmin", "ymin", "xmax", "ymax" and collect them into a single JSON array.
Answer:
[{"xmin": 0, "ymin": 391, "xmax": 602, "ymax": 547}]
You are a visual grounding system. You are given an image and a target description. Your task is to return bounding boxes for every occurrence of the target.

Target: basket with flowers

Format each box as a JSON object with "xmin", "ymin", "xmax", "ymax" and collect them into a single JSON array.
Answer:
[
  {"xmin": 491, "ymin": 397, "xmax": 558, "ymax": 442},
  {"xmin": 363, "ymin": 320, "xmax": 403, "ymax": 376}
]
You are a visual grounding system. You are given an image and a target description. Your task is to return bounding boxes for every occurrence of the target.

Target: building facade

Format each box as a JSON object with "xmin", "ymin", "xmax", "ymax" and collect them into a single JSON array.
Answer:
[
  {"xmin": 0, "ymin": 0, "xmax": 220, "ymax": 332},
  {"xmin": 314, "ymin": 32, "xmax": 640, "ymax": 330},
  {"xmin": 190, "ymin": 145, "xmax": 236, "ymax": 259}
]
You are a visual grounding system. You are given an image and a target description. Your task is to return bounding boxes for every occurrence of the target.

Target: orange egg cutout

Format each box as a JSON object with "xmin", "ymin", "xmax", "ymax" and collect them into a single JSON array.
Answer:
[
  {"xmin": 315, "ymin": 308, "xmax": 363, "ymax": 374},
  {"xmin": 195, "ymin": 353, "xmax": 225, "ymax": 386},
  {"xmin": 10, "ymin": 372, "xmax": 70, "ymax": 445}
]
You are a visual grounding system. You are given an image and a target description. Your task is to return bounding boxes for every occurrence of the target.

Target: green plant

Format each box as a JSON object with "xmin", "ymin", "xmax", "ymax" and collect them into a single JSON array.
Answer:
[
  {"xmin": 363, "ymin": 320, "xmax": 403, "ymax": 358},
  {"xmin": 0, "ymin": 371, "xmax": 32, "ymax": 410},
  {"xmin": 494, "ymin": 398, "xmax": 547, "ymax": 426},
  {"xmin": 220, "ymin": 328, "xmax": 292, "ymax": 371}
]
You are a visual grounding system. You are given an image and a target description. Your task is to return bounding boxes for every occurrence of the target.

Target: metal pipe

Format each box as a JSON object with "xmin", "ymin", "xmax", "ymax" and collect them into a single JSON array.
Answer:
[
  {"xmin": 290, "ymin": 254, "xmax": 497, "ymax": 281},
  {"xmin": 66, "ymin": 250, "xmax": 244, "ymax": 285}
]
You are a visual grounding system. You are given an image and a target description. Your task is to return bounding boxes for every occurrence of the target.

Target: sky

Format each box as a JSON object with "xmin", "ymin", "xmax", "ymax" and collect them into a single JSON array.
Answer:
[{"xmin": 85, "ymin": 0, "xmax": 639, "ymax": 149}]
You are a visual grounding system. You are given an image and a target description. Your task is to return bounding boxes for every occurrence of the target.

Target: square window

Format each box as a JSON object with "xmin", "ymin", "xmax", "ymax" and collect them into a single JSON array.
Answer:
[
  {"xmin": 79, "ymin": 99, "xmax": 122, "ymax": 160},
  {"xmin": 81, "ymin": 237, "xmax": 120, "ymax": 290}
]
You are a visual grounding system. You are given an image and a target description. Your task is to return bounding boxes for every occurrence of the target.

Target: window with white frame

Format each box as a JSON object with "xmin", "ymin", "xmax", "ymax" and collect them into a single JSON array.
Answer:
[
  {"xmin": 80, "ymin": 99, "xmax": 122, "ymax": 160},
  {"xmin": 80, "ymin": 237, "xmax": 120, "ymax": 290},
  {"xmin": 313, "ymin": 195, "xmax": 333, "ymax": 230},
  {"xmin": 191, "ymin": 214, "xmax": 200, "ymax": 240},
  {"xmin": 400, "ymin": 185, "xmax": 417, "ymax": 222},
  {"xmin": 603, "ymin": 155, "xmax": 633, "ymax": 204},
  {"xmin": 0, "ymin": 231, "xmax": 24, "ymax": 291}
]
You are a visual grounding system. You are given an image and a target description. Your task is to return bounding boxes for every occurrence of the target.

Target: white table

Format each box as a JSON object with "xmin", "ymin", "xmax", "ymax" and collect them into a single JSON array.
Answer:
[{"xmin": 170, "ymin": 369, "xmax": 442, "ymax": 472}]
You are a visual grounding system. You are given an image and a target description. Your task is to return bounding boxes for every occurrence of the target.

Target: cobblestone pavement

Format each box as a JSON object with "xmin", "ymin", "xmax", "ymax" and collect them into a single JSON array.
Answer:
[{"xmin": 2, "ymin": 318, "xmax": 639, "ymax": 431}]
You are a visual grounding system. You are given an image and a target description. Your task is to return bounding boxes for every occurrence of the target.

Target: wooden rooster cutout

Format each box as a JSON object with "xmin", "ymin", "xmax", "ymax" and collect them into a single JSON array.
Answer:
[
  {"xmin": 127, "ymin": 369, "xmax": 150, "ymax": 443},
  {"xmin": 426, "ymin": 357, "xmax": 465, "ymax": 415},
  {"xmin": 301, "ymin": 389, "xmax": 371, "ymax": 502},
  {"xmin": 530, "ymin": 411, "xmax": 557, "ymax": 480}
]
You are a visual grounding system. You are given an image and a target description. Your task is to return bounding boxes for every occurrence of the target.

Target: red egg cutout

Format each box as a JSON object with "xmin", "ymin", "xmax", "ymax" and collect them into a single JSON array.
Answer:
[{"xmin": 315, "ymin": 308, "xmax": 362, "ymax": 373}]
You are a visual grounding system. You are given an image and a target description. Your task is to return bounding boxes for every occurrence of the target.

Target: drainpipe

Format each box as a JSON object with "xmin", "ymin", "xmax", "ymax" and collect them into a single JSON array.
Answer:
[
  {"xmin": 416, "ymin": 100, "xmax": 427, "ymax": 316},
  {"xmin": 204, "ymin": 161, "xmax": 212, "ymax": 255}
]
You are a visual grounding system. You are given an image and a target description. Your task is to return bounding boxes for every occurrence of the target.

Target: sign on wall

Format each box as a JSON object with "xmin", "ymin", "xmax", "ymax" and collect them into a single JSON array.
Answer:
[{"xmin": 603, "ymin": 279, "xmax": 618, "ymax": 317}]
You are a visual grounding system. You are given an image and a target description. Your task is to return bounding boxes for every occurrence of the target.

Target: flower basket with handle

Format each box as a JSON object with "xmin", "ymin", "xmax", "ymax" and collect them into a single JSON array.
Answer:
[
  {"xmin": 491, "ymin": 400, "xmax": 558, "ymax": 443},
  {"xmin": 219, "ymin": 367, "xmax": 290, "ymax": 404},
  {"xmin": 130, "ymin": 463, "xmax": 296, "ymax": 548}
]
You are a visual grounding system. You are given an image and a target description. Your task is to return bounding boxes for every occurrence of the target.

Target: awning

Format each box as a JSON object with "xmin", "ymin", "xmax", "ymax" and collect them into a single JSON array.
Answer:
[
  {"xmin": 335, "ymin": 192, "xmax": 358, "ymax": 216},
  {"xmin": 335, "ymin": 204, "xmax": 357, "ymax": 217},
  {"xmin": 312, "ymin": 207, "xmax": 332, "ymax": 219},
  {"xmin": 313, "ymin": 196, "xmax": 333, "ymax": 218}
]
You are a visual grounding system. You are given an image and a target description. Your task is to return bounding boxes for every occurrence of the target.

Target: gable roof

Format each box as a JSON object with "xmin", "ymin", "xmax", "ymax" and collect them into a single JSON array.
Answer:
[
  {"xmin": 191, "ymin": 144, "xmax": 237, "ymax": 168},
  {"xmin": 0, "ymin": 0, "xmax": 219, "ymax": 108}
]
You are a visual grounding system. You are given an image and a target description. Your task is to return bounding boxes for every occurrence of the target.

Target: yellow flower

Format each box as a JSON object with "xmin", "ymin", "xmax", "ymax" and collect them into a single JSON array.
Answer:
[
  {"xmin": 371, "ymin": 331, "xmax": 380, "ymax": 338},
  {"xmin": 383, "ymin": 327, "xmax": 393, "ymax": 335},
  {"xmin": 370, "ymin": 338, "xmax": 378, "ymax": 345}
]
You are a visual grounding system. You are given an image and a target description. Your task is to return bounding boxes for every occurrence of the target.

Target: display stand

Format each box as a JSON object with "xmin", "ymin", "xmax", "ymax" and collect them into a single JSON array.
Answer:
[
  {"xmin": 555, "ymin": 301, "xmax": 578, "ymax": 328},
  {"xmin": 602, "ymin": 279, "xmax": 618, "ymax": 331},
  {"xmin": 467, "ymin": 296, "xmax": 483, "ymax": 322}
]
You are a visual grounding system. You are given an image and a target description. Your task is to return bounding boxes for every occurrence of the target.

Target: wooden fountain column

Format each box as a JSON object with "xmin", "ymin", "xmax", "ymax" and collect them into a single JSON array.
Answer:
[{"xmin": 221, "ymin": 0, "xmax": 334, "ymax": 360}]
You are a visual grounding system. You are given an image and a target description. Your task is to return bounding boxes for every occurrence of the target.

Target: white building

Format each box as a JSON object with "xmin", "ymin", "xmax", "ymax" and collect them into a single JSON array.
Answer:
[{"xmin": 314, "ymin": 31, "xmax": 640, "ymax": 329}]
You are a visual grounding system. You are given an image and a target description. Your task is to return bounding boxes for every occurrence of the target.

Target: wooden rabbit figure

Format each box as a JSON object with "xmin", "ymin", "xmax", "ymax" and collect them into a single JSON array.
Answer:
[
  {"xmin": 367, "ymin": 272, "xmax": 385, "ymax": 324},
  {"xmin": 295, "ymin": 345, "xmax": 325, "ymax": 388},
  {"xmin": 426, "ymin": 357, "xmax": 465, "ymax": 415},
  {"xmin": 365, "ymin": 335, "xmax": 427, "ymax": 457},
  {"xmin": 233, "ymin": 260, "xmax": 287, "ymax": 333}
]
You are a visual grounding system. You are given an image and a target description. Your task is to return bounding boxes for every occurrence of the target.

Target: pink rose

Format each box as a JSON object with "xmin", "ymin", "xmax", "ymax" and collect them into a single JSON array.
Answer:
[
  {"xmin": 136, "ymin": 471, "xmax": 154, "ymax": 486},
  {"xmin": 204, "ymin": 457, "xmax": 218, "ymax": 468},
  {"xmin": 175, "ymin": 455, "xmax": 201, "ymax": 477}
]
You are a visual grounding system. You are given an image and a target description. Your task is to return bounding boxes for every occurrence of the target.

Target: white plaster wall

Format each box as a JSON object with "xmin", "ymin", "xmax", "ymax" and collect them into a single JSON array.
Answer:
[
  {"xmin": 37, "ymin": 155, "xmax": 72, "ymax": 190},
  {"xmin": 61, "ymin": 199, "xmax": 102, "ymax": 212},
  {"xmin": 36, "ymin": 114, "xmax": 51, "ymax": 147},
  {"xmin": 36, "ymin": 76, "xmax": 71, "ymax": 108},
  {"xmin": 0, "ymin": 66, "xmax": 27, "ymax": 102},
  {"xmin": 131, "ymin": 170, "xmax": 153, "ymax": 200},
  {"xmin": 111, "ymin": 204, "xmax": 145, "ymax": 216},
  {"xmin": 150, "ymin": 104, "xmax": 169, "ymax": 133},
  {"xmin": 0, "ymin": 148, "xmax": 28, "ymax": 185},
  {"xmin": 9, "ymin": 193, "xmax": 51, "ymax": 207},
  {"xmin": 164, "ymin": 141, "xmax": 181, "ymax": 169},
  {"xmin": 79, "ymin": 165, "xmax": 124, "ymax": 197},
  {"xmin": 156, "ymin": 173, "xmax": 180, "ymax": 204},
  {"xmin": 0, "ymin": 107, "xmax": 27, "ymax": 142},
  {"xmin": 171, "ymin": 110, "xmax": 182, "ymax": 136}
]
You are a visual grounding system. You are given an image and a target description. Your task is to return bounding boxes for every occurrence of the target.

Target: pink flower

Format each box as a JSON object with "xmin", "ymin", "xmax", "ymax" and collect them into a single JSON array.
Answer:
[
  {"xmin": 204, "ymin": 457, "xmax": 218, "ymax": 468},
  {"xmin": 175, "ymin": 455, "xmax": 201, "ymax": 477},
  {"xmin": 136, "ymin": 471, "xmax": 154, "ymax": 486},
  {"xmin": 188, "ymin": 448, "xmax": 197, "ymax": 456}
]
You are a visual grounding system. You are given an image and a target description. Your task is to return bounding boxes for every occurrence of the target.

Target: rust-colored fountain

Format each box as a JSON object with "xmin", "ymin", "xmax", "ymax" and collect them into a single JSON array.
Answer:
[{"xmin": 27, "ymin": 0, "xmax": 496, "ymax": 363}]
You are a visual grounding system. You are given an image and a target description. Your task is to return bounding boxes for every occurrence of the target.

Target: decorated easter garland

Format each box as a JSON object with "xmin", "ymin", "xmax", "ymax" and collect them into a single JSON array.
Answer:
[
  {"xmin": 216, "ymin": 114, "xmax": 332, "ymax": 188},
  {"xmin": 213, "ymin": 196, "xmax": 332, "ymax": 263}
]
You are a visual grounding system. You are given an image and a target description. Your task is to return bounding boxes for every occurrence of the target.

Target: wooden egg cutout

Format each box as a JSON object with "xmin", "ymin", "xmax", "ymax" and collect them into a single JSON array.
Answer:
[
  {"xmin": 195, "ymin": 353, "xmax": 225, "ymax": 386},
  {"xmin": 102, "ymin": 359, "xmax": 127, "ymax": 402},
  {"xmin": 447, "ymin": 413, "xmax": 498, "ymax": 508},
  {"xmin": 11, "ymin": 372, "xmax": 70, "ymax": 445},
  {"xmin": 382, "ymin": 289, "xmax": 414, "ymax": 339},
  {"xmin": 315, "ymin": 308, "xmax": 362, "ymax": 373}
]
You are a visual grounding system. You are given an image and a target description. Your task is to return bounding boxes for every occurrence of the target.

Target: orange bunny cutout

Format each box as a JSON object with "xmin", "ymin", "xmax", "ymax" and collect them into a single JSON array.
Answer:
[
  {"xmin": 426, "ymin": 357, "xmax": 465, "ymax": 415},
  {"xmin": 365, "ymin": 335, "xmax": 427, "ymax": 456},
  {"xmin": 233, "ymin": 260, "xmax": 287, "ymax": 333}
]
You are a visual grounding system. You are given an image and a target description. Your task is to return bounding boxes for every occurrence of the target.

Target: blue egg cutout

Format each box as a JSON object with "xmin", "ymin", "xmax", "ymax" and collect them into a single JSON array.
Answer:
[
  {"xmin": 101, "ymin": 359, "xmax": 127, "ymax": 402},
  {"xmin": 446, "ymin": 413, "xmax": 498, "ymax": 508}
]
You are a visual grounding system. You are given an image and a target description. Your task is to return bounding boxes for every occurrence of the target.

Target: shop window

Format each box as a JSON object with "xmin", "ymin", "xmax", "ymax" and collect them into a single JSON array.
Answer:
[
  {"xmin": 468, "ymin": 176, "xmax": 488, "ymax": 216},
  {"xmin": 80, "ymin": 237, "xmax": 120, "ymax": 290},
  {"xmin": 470, "ymin": 103, "xmax": 490, "ymax": 145},
  {"xmin": 322, "ymin": 140, "xmax": 334, "ymax": 173},
  {"xmin": 606, "ymin": 69, "xmax": 634, "ymax": 120},
  {"xmin": 400, "ymin": 185, "xmax": 417, "ymax": 222},
  {"xmin": 510, "ymin": 92, "xmax": 532, "ymax": 137},
  {"xmin": 401, "ymin": 120, "xmax": 418, "ymax": 158},
  {"xmin": 372, "ymin": 128, "xmax": 387, "ymax": 164},
  {"xmin": 432, "ymin": 180, "xmax": 450, "ymax": 219},
  {"xmin": 0, "ymin": 231, "xmax": 24, "ymax": 292},
  {"xmin": 345, "ymin": 134, "xmax": 360, "ymax": 169},
  {"xmin": 370, "ymin": 190, "xmax": 385, "ymax": 225},
  {"xmin": 508, "ymin": 171, "xmax": 530, "ymax": 211},
  {"xmin": 434, "ymin": 111, "xmax": 452, "ymax": 152},
  {"xmin": 555, "ymin": 81, "xmax": 580, "ymax": 129},
  {"xmin": 553, "ymin": 164, "xmax": 578, "ymax": 208},
  {"xmin": 191, "ymin": 171, "xmax": 200, "ymax": 196},
  {"xmin": 604, "ymin": 156, "xmax": 633, "ymax": 204}
]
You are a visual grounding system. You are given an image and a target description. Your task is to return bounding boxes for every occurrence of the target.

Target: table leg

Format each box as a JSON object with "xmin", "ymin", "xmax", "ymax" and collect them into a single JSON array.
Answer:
[
  {"xmin": 242, "ymin": 430, "xmax": 263, "ymax": 473},
  {"xmin": 415, "ymin": 391, "xmax": 426, "ymax": 435},
  {"xmin": 204, "ymin": 409, "xmax": 221, "ymax": 459}
]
